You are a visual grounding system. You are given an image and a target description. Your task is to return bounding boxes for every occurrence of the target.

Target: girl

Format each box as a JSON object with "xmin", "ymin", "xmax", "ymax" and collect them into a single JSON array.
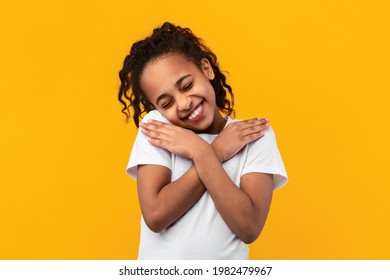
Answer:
[{"xmin": 118, "ymin": 22, "xmax": 287, "ymax": 259}]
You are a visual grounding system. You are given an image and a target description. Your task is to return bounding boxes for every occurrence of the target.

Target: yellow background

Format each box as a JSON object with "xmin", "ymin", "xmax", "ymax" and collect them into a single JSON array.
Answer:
[{"xmin": 1, "ymin": 0, "xmax": 389, "ymax": 259}]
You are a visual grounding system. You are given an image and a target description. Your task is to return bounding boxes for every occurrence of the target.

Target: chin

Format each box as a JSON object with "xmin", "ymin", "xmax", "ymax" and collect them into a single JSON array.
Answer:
[{"xmin": 193, "ymin": 122, "xmax": 214, "ymax": 133}]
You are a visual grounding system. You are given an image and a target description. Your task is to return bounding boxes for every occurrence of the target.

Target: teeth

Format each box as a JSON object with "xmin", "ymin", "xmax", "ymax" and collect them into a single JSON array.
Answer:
[{"xmin": 188, "ymin": 104, "xmax": 202, "ymax": 120}]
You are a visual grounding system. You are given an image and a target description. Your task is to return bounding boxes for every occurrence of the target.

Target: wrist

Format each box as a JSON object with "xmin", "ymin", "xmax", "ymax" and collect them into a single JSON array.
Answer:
[
  {"xmin": 210, "ymin": 142, "xmax": 224, "ymax": 163},
  {"xmin": 192, "ymin": 142, "xmax": 217, "ymax": 163}
]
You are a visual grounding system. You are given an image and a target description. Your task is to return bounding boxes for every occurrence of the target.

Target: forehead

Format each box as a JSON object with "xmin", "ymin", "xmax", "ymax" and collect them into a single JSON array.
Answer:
[{"xmin": 140, "ymin": 53, "xmax": 198, "ymax": 95}]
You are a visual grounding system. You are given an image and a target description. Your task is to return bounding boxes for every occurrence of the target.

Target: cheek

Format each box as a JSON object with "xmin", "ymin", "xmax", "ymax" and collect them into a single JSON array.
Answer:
[
  {"xmin": 203, "ymin": 80, "xmax": 217, "ymax": 97},
  {"xmin": 158, "ymin": 109, "xmax": 179, "ymax": 124},
  {"xmin": 204, "ymin": 85, "xmax": 217, "ymax": 104},
  {"xmin": 193, "ymin": 80, "xmax": 215, "ymax": 100}
]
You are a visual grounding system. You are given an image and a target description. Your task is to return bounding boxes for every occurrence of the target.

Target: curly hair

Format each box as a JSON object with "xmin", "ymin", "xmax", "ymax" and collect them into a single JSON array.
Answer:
[{"xmin": 118, "ymin": 22, "xmax": 235, "ymax": 127}]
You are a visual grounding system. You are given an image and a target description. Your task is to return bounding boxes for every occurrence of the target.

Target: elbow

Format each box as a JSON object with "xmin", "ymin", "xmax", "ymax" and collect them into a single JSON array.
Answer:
[
  {"xmin": 143, "ymin": 211, "xmax": 167, "ymax": 233},
  {"xmin": 239, "ymin": 224, "xmax": 264, "ymax": 244},
  {"xmin": 145, "ymin": 222, "xmax": 164, "ymax": 233},
  {"xmin": 241, "ymin": 232, "xmax": 260, "ymax": 244}
]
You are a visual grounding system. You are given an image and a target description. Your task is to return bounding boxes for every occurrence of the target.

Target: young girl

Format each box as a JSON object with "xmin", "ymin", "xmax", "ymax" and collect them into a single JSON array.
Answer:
[{"xmin": 118, "ymin": 22, "xmax": 288, "ymax": 259}]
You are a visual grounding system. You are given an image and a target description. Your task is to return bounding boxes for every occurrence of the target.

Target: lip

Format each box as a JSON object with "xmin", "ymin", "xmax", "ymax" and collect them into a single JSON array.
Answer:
[{"xmin": 183, "ymin": 100, "xmax": 205, "ymax": 122}]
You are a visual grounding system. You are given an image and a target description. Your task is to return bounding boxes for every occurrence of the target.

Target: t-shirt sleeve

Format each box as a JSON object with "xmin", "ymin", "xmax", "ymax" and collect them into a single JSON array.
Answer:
[
  {"xmin": 241, "ymin": 126, "xmax": 288, "ymax": 190},
  {"xmin": 126, "ymin": 111, "xmax": 172, "ymax": 180}
]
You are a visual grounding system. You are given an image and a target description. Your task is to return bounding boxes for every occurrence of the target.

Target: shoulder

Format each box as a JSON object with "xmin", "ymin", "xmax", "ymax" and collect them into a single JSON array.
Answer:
[
  {"xmin": 262, "ymin": 126, "xmax": 277, "ymax": 142},
  {"xmin": 248, "ymin": 126, "xmax": 278, "ymax": 152},
  {"xmin": 242, "ymin": 125, "xmax": 288, "ymax": 189},
  {"xmin": 141, "ymin": 110, "xmax": 171, "ymax": 124}
]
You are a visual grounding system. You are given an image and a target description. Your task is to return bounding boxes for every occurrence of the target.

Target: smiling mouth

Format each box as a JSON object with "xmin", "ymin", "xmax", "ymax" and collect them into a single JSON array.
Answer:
[{"xmin": 185, "ymin": 101, "xmax": 204, "ymax": 121}]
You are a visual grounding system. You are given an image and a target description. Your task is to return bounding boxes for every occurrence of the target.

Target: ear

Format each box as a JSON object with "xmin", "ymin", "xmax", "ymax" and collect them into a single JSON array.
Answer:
[{"xmin": 200, "ymin": 58, "xmax": 215, "ymax": 80}]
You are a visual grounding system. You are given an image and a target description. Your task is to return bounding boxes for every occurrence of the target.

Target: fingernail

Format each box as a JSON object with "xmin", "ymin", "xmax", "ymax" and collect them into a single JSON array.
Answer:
[
  {"xmin": 265, "ymin": 118, "xmax": 270, "ymax": 122},
  {"xmin": 265, "ymin": 123, "xmax": 270, "ymax": 128}
]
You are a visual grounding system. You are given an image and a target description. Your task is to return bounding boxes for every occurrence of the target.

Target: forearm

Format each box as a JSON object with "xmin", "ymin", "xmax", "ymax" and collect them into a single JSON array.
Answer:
[
  {"xmin": 154, "ymin": 142, "xmax": 228, "ymax": 223},
  {"xmin": 192, "ymin": 147, "xmax": 264, "ymax": 243},
  {"xmin": 140, "ymin": 141, "xmax": 229, "ymax": 232},
  {"xmin": 138, "ymin": 164, "xmax": 205, "ymax": 232}
]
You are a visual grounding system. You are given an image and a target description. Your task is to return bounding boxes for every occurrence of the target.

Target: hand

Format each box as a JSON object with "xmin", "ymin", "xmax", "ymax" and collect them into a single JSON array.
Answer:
[
  {"xmin": 212, "ymin": 118, "xmax": 270, "ymax": 162},
  {"xmin": 139, "ymin": 119, "xmax": 210, "ymax": 160}
]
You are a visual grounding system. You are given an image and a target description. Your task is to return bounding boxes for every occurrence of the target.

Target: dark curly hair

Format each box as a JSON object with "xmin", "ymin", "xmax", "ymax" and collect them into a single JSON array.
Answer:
[{"xmin": 118, "ymin": 22, "xmax": 235, "ymax": 127}]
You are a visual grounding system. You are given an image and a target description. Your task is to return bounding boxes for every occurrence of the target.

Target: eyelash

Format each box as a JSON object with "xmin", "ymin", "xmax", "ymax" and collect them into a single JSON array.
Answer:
[
  {"xmin": 162, "ymin": 100, "xmax": 172, "ymax": 109},
  {"xmin": 182, "ymin": 81, "xmax": 193, "ymax": 91}
]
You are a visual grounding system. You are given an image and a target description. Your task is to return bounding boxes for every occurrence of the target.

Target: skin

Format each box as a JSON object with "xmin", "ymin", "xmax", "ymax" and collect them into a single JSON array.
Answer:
[{"xmin": 137, "ymin": 52, "xmax": 273, "ymax": 244}]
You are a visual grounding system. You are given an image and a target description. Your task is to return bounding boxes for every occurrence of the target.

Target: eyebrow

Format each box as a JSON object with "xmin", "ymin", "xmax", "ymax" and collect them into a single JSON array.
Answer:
[{"xmin": 155, "ymin": 74, "xmax": 192, "ymax": 105}]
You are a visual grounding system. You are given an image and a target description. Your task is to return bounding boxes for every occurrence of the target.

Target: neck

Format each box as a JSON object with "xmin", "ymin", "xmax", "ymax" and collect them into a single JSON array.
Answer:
[{"xmin": 197, "ymin": 110, "xmax": 227, "ymax": 135}]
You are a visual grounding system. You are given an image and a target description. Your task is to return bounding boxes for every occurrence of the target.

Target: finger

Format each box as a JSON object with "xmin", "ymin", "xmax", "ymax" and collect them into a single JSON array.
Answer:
[
  {"xmin": 240, "ymin": 117, "xmax": 269, "ymax": 125},
  {"xmin": 224, "ymin": 120, "xmax": 265, "ymax": 139},
  {"xmin": 240, "ymin": 121, "xmax": 270, "ymax": 138},
  {"xmin": 252, "ymin": 117, "xmax": 270, "ymax": 126},
  {"xmin": 238, "ymin": 118, "xmax": 269, "ymax": 130},
  {"xmin": 147, "ymin": 119, "xmax": 174, "ymax": 129},
  {"xmin": 139, "ymin": 119, "xmax": 169, "ymax": 130},
  {"xmin": 140, "ymin": 122, "xmax": 159, "ymax": 133},
  {"xmin": 139, "ymin": 122, "xmax": 147, "ymax": 128},
  {"xmin": 148, "ymin": 120, "xmax": 184, "ymax": 134},
  {"xmin": 140, "ymin": 127, "xmax": 155, "ymax": 138},
  {"xmin": 147, "ymin": 119, "xmax": 166, "ymax": 125},
  {"xmin": 256, "ymin": 117, "xmax": 270, "ymax": 124},
  {"xmin": 236, "ymin": 118, "xmax": 267, "ymax": 129},
  {"xmin": 148, "ymin": 138, "xmax": 171, "ymax": 150},
  {"xmin": 141, "ymin": 127, "xmax": 170, "ymax": 141},
  {"xmin": 242, "ymin": 130, "xmax": 265, "ymax": 143},
  {"xmin": 140, "ymin": 121, "xmax": 173, "ymax": 135},
  {"xmin": 243, "ymin": 123, "xmax": 269, "ymax": 135}
]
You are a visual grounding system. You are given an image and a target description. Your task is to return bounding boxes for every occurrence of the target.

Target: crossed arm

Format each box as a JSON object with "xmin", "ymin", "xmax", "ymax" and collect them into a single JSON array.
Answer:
[{"xmin": 137, "ymin": 118, "xmax": 273, "ymax": 244}]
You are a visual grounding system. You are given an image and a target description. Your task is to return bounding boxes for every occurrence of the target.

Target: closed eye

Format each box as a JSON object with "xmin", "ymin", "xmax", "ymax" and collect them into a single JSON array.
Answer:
[
  {"xmin": 161, "ymin": 99, "xmax": 173, "ymax": 109},
  {"xmin": 182, "ymin": 81, "xmax": 193, "ymax": 91}
]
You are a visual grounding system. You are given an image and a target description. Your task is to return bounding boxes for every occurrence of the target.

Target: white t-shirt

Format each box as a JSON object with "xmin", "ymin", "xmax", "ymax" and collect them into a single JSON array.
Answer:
[{"xmin": 127, "ymin": 110, "xmax": 288, "ymax": 259}]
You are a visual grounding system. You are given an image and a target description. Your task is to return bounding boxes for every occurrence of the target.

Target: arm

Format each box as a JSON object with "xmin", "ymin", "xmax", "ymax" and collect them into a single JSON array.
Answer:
[
  {"xmin": 194, "ymin": 120, "xmax": 275, "ymax": 243},
  {"xmin": 137, "ymin": 118, "xmax": 269, "ymax": 233},
  {"xmin": 192, "ymin": 147, "xmax": 274, "ymax": 243},
  {"xmin": 137, "ymin": 164, "xmax": 205, "ymax": 232}
]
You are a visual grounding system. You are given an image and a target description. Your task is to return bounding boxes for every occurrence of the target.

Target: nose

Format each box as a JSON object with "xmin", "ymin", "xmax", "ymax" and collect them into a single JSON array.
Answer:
[{"xmin": 176, "ymin": 94, "xmax": 192, "ymax": 111}]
